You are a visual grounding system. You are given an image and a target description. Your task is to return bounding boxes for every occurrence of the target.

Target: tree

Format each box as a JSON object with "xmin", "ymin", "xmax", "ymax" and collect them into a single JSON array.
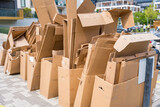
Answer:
[
  {"xmin": 144, "ymin": 4, "xmax": 159, "ymax": 24},
  {"xmin": 134, "ymin": 12, "xmax": 147, "ymax": 25},
  {"xmin": 23, "ymin": 8, "xmax": 33, "ymax": 18}
]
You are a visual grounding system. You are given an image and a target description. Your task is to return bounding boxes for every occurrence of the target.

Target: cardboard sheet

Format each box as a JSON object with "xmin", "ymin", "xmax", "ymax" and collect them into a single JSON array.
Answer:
[
  {"xmin": 114, "ymin": 34, "xmax": 159, "ymax": 57},
  {"xmin": 14, "ymin": 36, "xmax": 29, "ymax": 48},
  {"xmin": 104, "ymin": 8, "xmax": 135, "ymax": 34},
  {"xmin": 37, "ymin": 24, "xmax": 56, "ymax": 62}
]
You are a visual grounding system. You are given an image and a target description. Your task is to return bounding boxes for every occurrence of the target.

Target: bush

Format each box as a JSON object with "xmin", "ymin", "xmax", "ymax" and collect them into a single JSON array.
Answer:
[
  {"xmin": 23, "ymin": 8, "xmax": 33, "ymax": 18},
  {"xmin": 0, "ymin": 27, "xmax": 9, "ymax": 34}
]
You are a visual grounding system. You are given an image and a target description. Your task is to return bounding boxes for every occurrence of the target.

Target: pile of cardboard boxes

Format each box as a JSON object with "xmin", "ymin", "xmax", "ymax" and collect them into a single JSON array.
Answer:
[{"xmin": 0, "ymin": 0, "xmax": 159, "ymax": 107}]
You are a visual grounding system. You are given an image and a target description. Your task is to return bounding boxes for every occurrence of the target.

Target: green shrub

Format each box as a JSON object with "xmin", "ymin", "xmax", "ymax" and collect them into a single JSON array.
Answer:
[
  {"xmin": 23, "ymin": 8, "xmax": 33, "ymax": 18},
  {"xmin": 0, "ymin": 27, "xmax": 9, "ymax": 34}
]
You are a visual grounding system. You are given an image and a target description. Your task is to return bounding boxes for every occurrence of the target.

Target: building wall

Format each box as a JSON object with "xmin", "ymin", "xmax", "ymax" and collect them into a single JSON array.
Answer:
[
  {"xmin": 17, "ymin": 0, "xmax": 35, "ymax": 13},
  {"xmin": 0, "ymin": 0, "xmax": 17, "ymax": 9},
  {"xmin": 96, "ymin": 0, "xmax": 140, "ymax": 12},
  {"xmin": 134, "ymin": 0, "xmax": 152, "ymax": 9},
  {"xmin": 17, "ymin": 0, "xmax": 32, "ymax": 8}
]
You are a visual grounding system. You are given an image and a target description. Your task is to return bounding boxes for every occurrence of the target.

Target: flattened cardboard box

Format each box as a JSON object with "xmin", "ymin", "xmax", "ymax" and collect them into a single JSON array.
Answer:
[
  {"xmin": 74, "ymin": 73, "xmax": 103, "ymax": 107},
  {"xmin": 91, "ymin": 70, "xmax": 159, "ymax": 107},
  {"xmin": 4, "ymin": 50, "xmax": 10, "ymax": 73},
  {"xmin": 20, "ymin": 51, "xmax": 28, "ymax": 80},
  {"xmin": 58, "ymin": 67, "xmax": 83, "ymax": 107},
  {"xmin": 40, "ymin": 57, "xmax": 53, "ymax": 98},
  {"xmin": 52, "ymin": 50, "xmax": 63, "ymax": 56},
  {"xmin": 27, "ymin": 55, "xmax": 41, "ymax": 91},
  {"xmin": 36, "ymin": 24, "xmax": 63, "ymax": 62},
  {"xmin": 31, "ymin": 0, "xmax": 58, "ymax": 27},
  {"xmin": 51, "ymin": 55, "xmax": 62, "ymax": 97},
  {"xmin": 83, "ymin": 38, "xmax": 116, "ymax": 75},
  {"xmin": 0, "ymin": 48, "xmax": 7, "ymax": 66},
  {"xmin": 40, "ymin": 55, "xmax": 62, "ymax": 99}
]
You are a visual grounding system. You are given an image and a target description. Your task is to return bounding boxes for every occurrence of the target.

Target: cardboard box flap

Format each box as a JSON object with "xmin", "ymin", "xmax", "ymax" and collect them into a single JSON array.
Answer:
[
  {"xmin": 78, "ymin": 12, "xmax": 114, "ymax": 27},
  {"xmin": 53, "ymin": 13, "xmax": 67, "ymax": 25},
  {"xmin": 114, "ymin": 34, "xmax": 159, "ymax": 52},
  {"xmin": 67, "ymin": 0, "xmax": 95, "ymax": 19},
  {"xmin": 77, "ymin": 0, "xmax": 96, "ymax": 14},
  {"xmin": 109, "ymin": 9, "xmax": 135, "ymax": 28},
  {"xmin": 14, "ymin": 36, "xmax": 29, "ymax": 48},
  {"xmin": 9, "ymin": 34, "xmax": 14, "ymax": 48},
  {"xmin": 44, "ymin": 0, "xmax": 59, "ymax": 20},
  {"xmin": 32, "ymin": 0, "xmax": 53, "ymax": 27}
]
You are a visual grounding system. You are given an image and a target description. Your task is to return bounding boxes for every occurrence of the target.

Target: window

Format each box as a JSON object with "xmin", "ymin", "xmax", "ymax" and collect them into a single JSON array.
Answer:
[
  {"xmin": 31, "ymin": 1, "xmax": 33, "ymax": 7},
  {"xmin": 21, "ymin": 0, "xmax": 26, "ymax": 8}
]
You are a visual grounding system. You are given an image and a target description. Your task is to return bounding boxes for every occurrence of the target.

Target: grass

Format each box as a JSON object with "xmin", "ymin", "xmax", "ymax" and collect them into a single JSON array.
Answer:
[{"xmin": 0, "ymin": 27, "xmax": 9, "ymax": 34}]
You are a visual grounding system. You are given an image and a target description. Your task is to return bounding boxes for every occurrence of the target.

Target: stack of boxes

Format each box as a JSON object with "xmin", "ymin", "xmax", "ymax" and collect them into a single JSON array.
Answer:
[{"xmin": 0, "ymin": 0, "xmax": 159, "ymax": 107}]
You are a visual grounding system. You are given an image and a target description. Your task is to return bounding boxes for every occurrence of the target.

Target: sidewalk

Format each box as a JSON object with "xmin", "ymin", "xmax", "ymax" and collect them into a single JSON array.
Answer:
[
  {"xmin": 0, "ymin": 33, "xmax": 60, "ymax": 107},
  {"xmin": 0, "ymin": 67, "xmax": 60, "ymax": 107}
]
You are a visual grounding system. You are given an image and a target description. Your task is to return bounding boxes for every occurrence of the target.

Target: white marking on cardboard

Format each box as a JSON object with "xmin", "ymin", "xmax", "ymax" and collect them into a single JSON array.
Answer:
[
  {"xmin": 138, "ymin": 58, "xmax": 146, "ymax": 84},
  {"xmin": 138, "ymin": 57, "xmax": 155, "ymax": 84}
]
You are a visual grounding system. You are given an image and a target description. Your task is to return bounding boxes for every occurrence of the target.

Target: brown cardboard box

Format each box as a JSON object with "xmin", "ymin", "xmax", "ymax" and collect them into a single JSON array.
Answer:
[
  {"xmin": 104, "ymin": 34, "xmax": 158, "ymax": 84},
  {"xmin": 74, "ymin": 73, "xmax": 95, "ymax": 107},
  {"xmin": 40, "ymin": 55, "xmax": 62, "ymax": 99},
  {"xmin": 7, "ymin": 51, "xmax": 20, "ymax": 75},
  {"xmin": 103, "ymin": 9, "xmax": 135, "ymax": 34},
  {"xmin": 0, "ymin": 48, "xmax": 7, "ymax": 66},
  {"xmin": 4, "ymin": 50, "xmax": 10, "ymax": 73},
  {"xmin": 51, "ymin": 55, "xmax": 62, "ymax": 97},
  {"xmin": 114, "ymin": 34, "xmax": 158, "ymax": 57},
  {"xmin": 20, "ymin": 51, "xmax": 28, "ymax": 80},
  {"xmin": 75, "ymin": 46, "xmax": 88, "ymax": 68},
  {"xmin": 40, "ymin": 57, "xmax": 53, "ymax": 98},
  {"xmin": 53, "ymin": 13, "xmax": 67, "ymax": 25},
  {"xmin": 105, "ymin": 53, "xmax": 157, "ymax": 84},
  {"xmin": 71, "ymin": 12, "xmax": 114, "ymax": 68},
  {"xmin": 58, "ymin": 67, "xmax": 83, "ymax": 107},
  {"xmin": 36, "ymin": 24, "xmax": 63, "ymax": 62},
  {"xmin": 66, "ymin": 0, "xmax": 96, "ymax": 58},
  {"xmin": 52, "ymin": 50, "xmax": 63, "ymax": 56},
  {"xmin": 83, "ymin": 46, "xmax": 115, "ymax": 75},
  {"xmin": 6, "ymin": 26, "xmax": 28, "ymax": 49},
  {"xmin": 36, "ymin": 35, "xmax": 42, "ymax": 43},
  {"xmin": 27, "ymin": 55, "xmax": 41, "ymax": 91},
  {"xmin": 32, "ymin": 0, "xmax": 58, "ymax": 27},
  {"xmin": 74, "ymin": 73, "xmax": 103, "ymax": 107},
  {"xmin": 90, "ymin": 70, "xmax": 159, "ymax": 107}
]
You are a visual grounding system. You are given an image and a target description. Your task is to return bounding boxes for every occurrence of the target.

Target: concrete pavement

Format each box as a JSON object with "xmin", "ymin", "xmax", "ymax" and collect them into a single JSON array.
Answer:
[{"xmin": 0, "ymin": 33, "xmax": 60, "ymax": 107}]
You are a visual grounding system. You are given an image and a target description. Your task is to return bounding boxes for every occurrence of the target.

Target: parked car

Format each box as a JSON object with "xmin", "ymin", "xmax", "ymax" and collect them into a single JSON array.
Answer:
[
  {"xmin": 129, "ymin": 25, "xmax": 142, "ymax": 32},
  {"xmin": 151, "ymin": 33, "xmax": 160, "ymax": 69},
  {"xmin": 129, "ymin": 26, "xmax": 136, "ymax": 32},
  {"xmin": 154, "ymin": 32, "xmax": 160, "ymax": 42},
  {"xmin": 117, "ymin": 25, "xmax": 127, "ymax": 33},
  {"xmin": 156, "ymin": 26, "xmax": 160, "ymax": 32}
]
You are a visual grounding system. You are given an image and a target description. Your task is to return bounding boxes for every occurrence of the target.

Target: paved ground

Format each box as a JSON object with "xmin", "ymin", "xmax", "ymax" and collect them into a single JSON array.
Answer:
[
  {"xmin": 0, "ymin": 67, "xmax": 60, "ymax": 107},
  {"xmin": 0, "ymin": 33, "xmax": 160, "ymax": 107},
  {"xmin": 0, "ymin": 33, "xmax": 60, "ymax": 107}
]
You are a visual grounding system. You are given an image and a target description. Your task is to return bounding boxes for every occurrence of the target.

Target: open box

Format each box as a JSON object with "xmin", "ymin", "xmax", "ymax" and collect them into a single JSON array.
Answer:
[{"xmin": 7, "ymin": 51, "xmax": 20, "ymax": 75}]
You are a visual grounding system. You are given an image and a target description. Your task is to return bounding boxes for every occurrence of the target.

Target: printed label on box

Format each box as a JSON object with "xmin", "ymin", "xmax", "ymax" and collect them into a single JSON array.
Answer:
[{"xmin": 138, "ymin": 56, "xmax": 155, "ymax": 84}]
